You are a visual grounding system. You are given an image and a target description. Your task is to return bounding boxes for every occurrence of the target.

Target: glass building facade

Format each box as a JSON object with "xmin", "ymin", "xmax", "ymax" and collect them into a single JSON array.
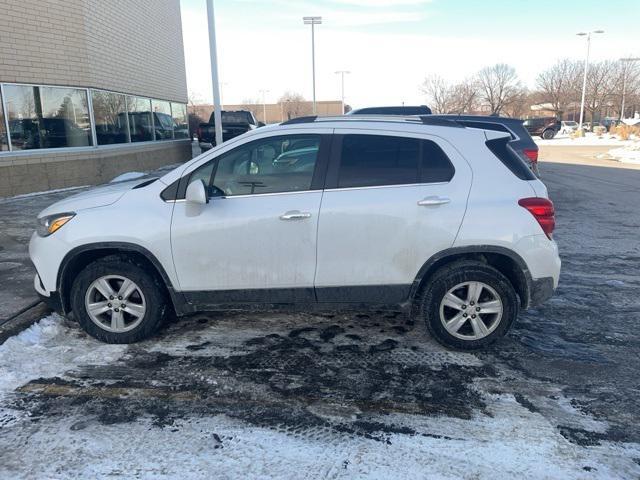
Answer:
[{"xmin": 0, "ymin": 82, "xmax": 189, "ymax": 153}]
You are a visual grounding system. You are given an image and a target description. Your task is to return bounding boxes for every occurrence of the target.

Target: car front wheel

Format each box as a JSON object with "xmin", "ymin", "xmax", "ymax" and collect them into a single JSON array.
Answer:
[
  {"xmin": 71, "ymin": 255, "xmax": 168, "ymax": 343},
  {"xmin": 419, "ymin": 261, "xmax": 518, "ymax": 350}
]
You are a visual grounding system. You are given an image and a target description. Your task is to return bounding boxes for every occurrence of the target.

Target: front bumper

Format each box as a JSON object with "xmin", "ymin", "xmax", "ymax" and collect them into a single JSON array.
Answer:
[{"xmin": 34, "ymin": 273, "xmax": 64, "ymax": 313}]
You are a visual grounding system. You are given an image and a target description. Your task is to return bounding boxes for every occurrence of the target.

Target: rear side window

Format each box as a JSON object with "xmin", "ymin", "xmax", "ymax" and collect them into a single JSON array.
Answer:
[
  {"xmin": 485, "ymin": 138, "xmax": 536, "ymax": 180},
  {"xmin": 337, "ymin": 134, "xmax": 454, "ymax": 188}
]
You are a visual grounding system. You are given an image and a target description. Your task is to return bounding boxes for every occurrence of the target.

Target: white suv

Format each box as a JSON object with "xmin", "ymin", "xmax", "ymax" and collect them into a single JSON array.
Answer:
[{"xmin": 29, "ymin": 116, "xmax": 560, "ymax": 349}]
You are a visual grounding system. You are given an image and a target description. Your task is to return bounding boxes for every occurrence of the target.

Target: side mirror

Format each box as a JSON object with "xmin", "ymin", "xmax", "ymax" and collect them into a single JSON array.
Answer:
[
  {"xmin": 257, "ymin": 121, "xmax": 266, "ymax": 127},
  {"xmin": 185, "ymin": 179, "xmax": 208, "ymax": 205}
]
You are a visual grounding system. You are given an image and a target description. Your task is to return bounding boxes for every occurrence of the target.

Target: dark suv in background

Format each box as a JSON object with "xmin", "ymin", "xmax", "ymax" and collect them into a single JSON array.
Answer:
[
  {"xmin": 348, "ymin": 106, "xmax": 540, "ymax": 176},
  {"xmin": 523, "ymin": 117, "xmax": 561, "ymax": 140}
]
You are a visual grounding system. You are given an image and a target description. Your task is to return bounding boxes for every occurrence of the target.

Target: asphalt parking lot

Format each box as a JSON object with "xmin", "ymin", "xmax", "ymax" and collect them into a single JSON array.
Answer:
[{"xmin": 0, "ymin": 146, "xmax": 639, "ymax": 478}]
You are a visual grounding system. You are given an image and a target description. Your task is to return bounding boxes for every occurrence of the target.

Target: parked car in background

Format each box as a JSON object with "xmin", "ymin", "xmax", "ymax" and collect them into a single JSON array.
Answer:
[
  {"xmin": 560, "ymin": 121, "xmax": 578, "ymax": 134},
  {"xmin": 348, "ymin": 105, "xmax": 433, "ymax": 115},
  {"xmin": 523, "ymin": 117, "xmax": 561, "ymax": 139},
  {"xmin": 430, "ymin": 115, "xmax": 541, "ymax": 176},
  {"xmin": 30, "ymin": 115, "xmax": 560, "ymax": 350},
  {"xmin": 198, "ymin": 110, "xmax": 262, "ymax": 151},
  {"xmin": 349, "ymin": 108, "xmax": 540, "ymax": 176}
]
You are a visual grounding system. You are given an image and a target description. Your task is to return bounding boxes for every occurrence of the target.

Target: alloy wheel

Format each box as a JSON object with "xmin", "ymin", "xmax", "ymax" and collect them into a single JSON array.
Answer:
[
  {"xmin": 85, "ymin": 275, "xmax": 147, "ymax": 333},
  {"xmin": 439, "ymin": 281, "xmax": 503, "ymax": 340}
]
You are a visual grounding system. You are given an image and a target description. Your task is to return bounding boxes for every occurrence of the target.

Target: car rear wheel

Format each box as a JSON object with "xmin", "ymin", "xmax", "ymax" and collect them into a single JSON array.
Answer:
[
  {"xmin": 541, "ymin": 129, "xmax": 556, "ymax": 140},
  {"xmin": 419, "ymin": 261, "xmax": 518, "ymax": 350},
  {"xmin": 71, "ymin": 255, "xmax": 168, "ymax": 343}
]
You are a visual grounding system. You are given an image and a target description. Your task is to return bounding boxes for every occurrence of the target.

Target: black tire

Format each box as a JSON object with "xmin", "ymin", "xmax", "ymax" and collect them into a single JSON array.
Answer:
[
  {"xmin": 419, "ymin": 261, "xmax": 518, "ymax": 350},
  {"xmin": 70, "ymin": 255, "xmax": 168, "ymax": 343},
  {"xmin": 541, "ymin": 129, "xmax": 556, "ymax": 140}
]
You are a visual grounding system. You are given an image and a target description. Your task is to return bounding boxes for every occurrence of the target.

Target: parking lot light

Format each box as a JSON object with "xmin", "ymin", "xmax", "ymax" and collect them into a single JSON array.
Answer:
[
  {"xmin": 335, "ymin": 70, "xmax": 350, "ymax": 114},
  {"xmin": 619, "ymin": 57, "xmax": 640, "ymax": 121},
  {"xmin": 303, "ymin": 16, "xmax": 322, "ymax": 114},
  {"xmin": 576, "ymin": 30, "xmax": 604, "ymax": 134}
]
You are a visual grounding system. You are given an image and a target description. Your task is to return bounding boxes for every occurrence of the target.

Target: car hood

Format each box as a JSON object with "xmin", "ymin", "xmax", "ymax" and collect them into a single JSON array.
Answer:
[{"xmin": 38, "ymin": 178, "xmax": 158, "ymax": 218}]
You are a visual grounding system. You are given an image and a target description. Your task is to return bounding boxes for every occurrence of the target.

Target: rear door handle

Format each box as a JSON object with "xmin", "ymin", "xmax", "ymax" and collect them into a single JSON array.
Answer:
[
  {"xmin": 417, "ymin": 196, "xmax": 450, "ymax": 206},
  {"xmin": 280, "ymin": 210, "xmax": 312, "ymax": 220}
]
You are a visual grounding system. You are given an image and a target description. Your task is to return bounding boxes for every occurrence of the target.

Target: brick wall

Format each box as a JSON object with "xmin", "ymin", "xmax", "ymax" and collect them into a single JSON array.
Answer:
[
  {"xmin": 0, "ymin": 141, "xmax": 191, "ymax": 197},
  {"xmin": 0, "ymin": 0, "xmax": 187, "ymax": 102}
]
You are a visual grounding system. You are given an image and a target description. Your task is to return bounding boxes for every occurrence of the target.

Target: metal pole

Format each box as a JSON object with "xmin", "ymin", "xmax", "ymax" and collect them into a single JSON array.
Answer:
[
  {"xmin": 619, "ymin": 58, "xmax": 640, "ymax": 121},
  {"xmin": 621, "ymin": 70, "xmax": 627, "ymax": 122},
  {"xmin": 578, "ymin": 33, "xmax": 590, "ymax": 132},
  {"xmin": 311, "ymin": 22, "xmax": 316, "ymax": 114},
  {"xmin": 207, "ymin": 0, "xmax": 223, "ymax": 146}
]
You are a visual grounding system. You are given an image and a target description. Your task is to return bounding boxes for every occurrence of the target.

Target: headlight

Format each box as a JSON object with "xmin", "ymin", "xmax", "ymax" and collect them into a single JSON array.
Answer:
[{"xmin": 36, "ymin": 212, "xmax": 75, "ymax": 237}]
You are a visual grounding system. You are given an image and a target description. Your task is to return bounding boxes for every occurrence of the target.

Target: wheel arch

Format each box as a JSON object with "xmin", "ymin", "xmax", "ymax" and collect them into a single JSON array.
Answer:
[
  {"xmin": 409, "ymin": 246, "xmax": 533, "ymax": 309},
  {"xmin": 57, "ymin": 242, "xmax": 188, "ymax": 316}
]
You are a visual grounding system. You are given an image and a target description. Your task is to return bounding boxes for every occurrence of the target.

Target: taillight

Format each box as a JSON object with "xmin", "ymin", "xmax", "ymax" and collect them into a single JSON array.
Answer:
[
  {"xmin": 523, "ymin": 148, "xmax": 538, "ymax": 163},
  {"xmin": 518, "ymin": 197, "xmax": 555, "ymax": 239}
]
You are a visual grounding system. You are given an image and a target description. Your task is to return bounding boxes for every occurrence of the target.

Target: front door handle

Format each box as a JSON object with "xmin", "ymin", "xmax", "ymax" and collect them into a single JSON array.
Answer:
[
  {"xmin": 280, "ymin": 210, "xmax": 312, "ymax": 220},
  {"xmin": 417, "ymin": 196, "xmax": 450, "ymax": 206}
]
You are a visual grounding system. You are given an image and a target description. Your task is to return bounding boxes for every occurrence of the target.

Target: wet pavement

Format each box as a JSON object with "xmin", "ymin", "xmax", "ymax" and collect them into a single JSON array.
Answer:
[{"xmin": 0, "ymin": 151, "xmax": 639, "ymax": 478}]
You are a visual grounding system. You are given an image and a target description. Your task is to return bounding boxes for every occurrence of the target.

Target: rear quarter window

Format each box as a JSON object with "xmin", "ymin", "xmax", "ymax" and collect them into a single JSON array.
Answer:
[{"xmin": 485, "ymin": 138, "xmax": 536, "ymax": 180}]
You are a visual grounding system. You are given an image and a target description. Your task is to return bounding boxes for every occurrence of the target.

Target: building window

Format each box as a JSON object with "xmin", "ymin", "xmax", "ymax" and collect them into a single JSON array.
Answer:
[
  {"xmin": 3, "ymin": 84, "xmax": 91, "ymax": 150},
  {"xmin": 152, "ymin": 99, "xmax": 173, "ymax": 140},
  {"xmin": 171, "ymin": 102, "xmax": 189, "ymax": 139},
  {"xmin": 92, "ymin": 90, "xmax": 129, "ymax": 145},
  {"xmin": 0, "ymin": 82, "xmax": 187, "ymax": 153},
  {"xmin": 4, "ymin": 85, "xmax": 41, "ymax": 150},
  {"xmin": 39, "ymin": 86, "xmax": 92, "ymax": 148},
  {"xmin": 0, "ymin": 90, "xmax": 8, "ymax": 151}
]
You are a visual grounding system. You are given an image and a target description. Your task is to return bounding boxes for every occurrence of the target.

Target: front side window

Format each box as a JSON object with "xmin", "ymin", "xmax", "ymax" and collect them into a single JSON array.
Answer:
[
  {"xmin": 0, "ymin": 90, "xmax": 7, "ymax": 151},
  {"xmin": 191, "ymin": 135, "xmax": 321, "ymax": 197},
  {"xmin": 128, "ymin": 97, "xmax": 153, "ymax": 142},
  {"xmin": 337, "ymin": 134, "xmax": 454, "ymax": 188},
  {"xmin": 152, "ymin": 99, "xmax": 173, "ymax": 140},
  {"xmin": 92, "ymin": 90, "xmax": 129, "ymax": 145}
]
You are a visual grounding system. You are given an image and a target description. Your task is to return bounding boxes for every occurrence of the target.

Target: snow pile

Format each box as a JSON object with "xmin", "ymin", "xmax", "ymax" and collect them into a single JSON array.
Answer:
[
  {"xmin": 109, "ymin": 171, "xmax": 146, "ymax": 183},
  {"xmin": 0, "ymin": 314, "xmax": 126, "ymax": 393},
  {"xmin": 606, "ymin": 144, "xmax": 640, "ymax": 164},
  {"xmin": 536, "ymin": 132, "xmax": 639, "ymax": 146}
]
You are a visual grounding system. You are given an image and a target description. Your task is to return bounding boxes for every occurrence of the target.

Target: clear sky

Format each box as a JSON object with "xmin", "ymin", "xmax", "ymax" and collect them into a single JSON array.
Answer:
[{"xmin": 180, "ymin": 0, "xmax": 640, "ymax": 108}]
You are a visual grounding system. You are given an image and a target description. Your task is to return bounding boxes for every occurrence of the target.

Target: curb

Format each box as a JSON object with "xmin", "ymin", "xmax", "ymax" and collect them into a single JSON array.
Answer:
[{"xmin": 0, "ymin": 302, "xmax": 52, "ymax": 345}]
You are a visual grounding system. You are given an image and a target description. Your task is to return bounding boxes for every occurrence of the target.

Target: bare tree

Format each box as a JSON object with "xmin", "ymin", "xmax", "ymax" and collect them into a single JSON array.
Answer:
[
  {"xmin": 448, "ymin": 78, "xmax": 479, "ymax": 114},
  {"xmin": 585, "ymin": 60, "xmax": 618, "ymax": 121},
  {"xmin": 535, "ymin": 59, "xmax": 582, "ymax": 116},
  {"xmin": 421, "ymin": 74, "xmax": 452, "ymax": 113},
  {"xmin": 477, "ymin": 64, "xmax": 523, "ymax": 115},
  {"xmin": 278, "ymin": 91, "xmax": 311, "ymax": 120}
]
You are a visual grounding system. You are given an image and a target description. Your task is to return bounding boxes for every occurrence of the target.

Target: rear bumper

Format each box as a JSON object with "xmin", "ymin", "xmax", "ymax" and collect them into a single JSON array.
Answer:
[{"xmin": 528, "ymin": 276, "xmax": 555, "ymax": 308}]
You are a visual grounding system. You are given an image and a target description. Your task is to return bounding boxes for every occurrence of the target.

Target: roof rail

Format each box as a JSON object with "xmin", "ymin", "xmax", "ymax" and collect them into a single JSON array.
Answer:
[
  {"xmin": 279, "ymin": 114, "xmax": 466, "ymax": 129},
  {"xmin": 418, "ymin": 116, "xmax": 464, "ymax": 128},
  {"xmin": 281, "ymin": 115, "xmax": 317, "ymax": 125}
]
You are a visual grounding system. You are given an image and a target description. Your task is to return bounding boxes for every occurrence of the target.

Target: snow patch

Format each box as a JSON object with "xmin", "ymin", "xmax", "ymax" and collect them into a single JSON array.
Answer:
[
  {"xmin": 535, "ymin": 132, "xmax": 639, "ymax": 146},
  {"xmin": 109, "ymin": 171, "xmax": 147, "ymax": 183},
  {"xmin": 605, "ymin": 144, "xmax": 640, "ymax": 164},
  {"xmin": 0, "ymin": 314, "xmax": 126, "ymax": 393}
]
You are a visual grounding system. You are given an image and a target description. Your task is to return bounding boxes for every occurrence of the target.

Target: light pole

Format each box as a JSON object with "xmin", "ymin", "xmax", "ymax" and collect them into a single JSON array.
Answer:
[
  {"xmin": 576, "ymin": 30, "xmax": 604, "ymax": 133},
  {"xmin": 303, "ymin": 16, "xmax": 322, "ymax": 114},
  {"xmin": 259, "ymin": 89, "xmax": 270, "ymax": 124},
  {"xmin": 335, "ymin": 70, "xmax": 350, "ymax": 114},
  {"xmin": 619, "ymin": 57, "xmax": 640, "ymax": 121},
  {"xmin": 206, "ymin": 0, "xmax": 223, "ymax": 146}
]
